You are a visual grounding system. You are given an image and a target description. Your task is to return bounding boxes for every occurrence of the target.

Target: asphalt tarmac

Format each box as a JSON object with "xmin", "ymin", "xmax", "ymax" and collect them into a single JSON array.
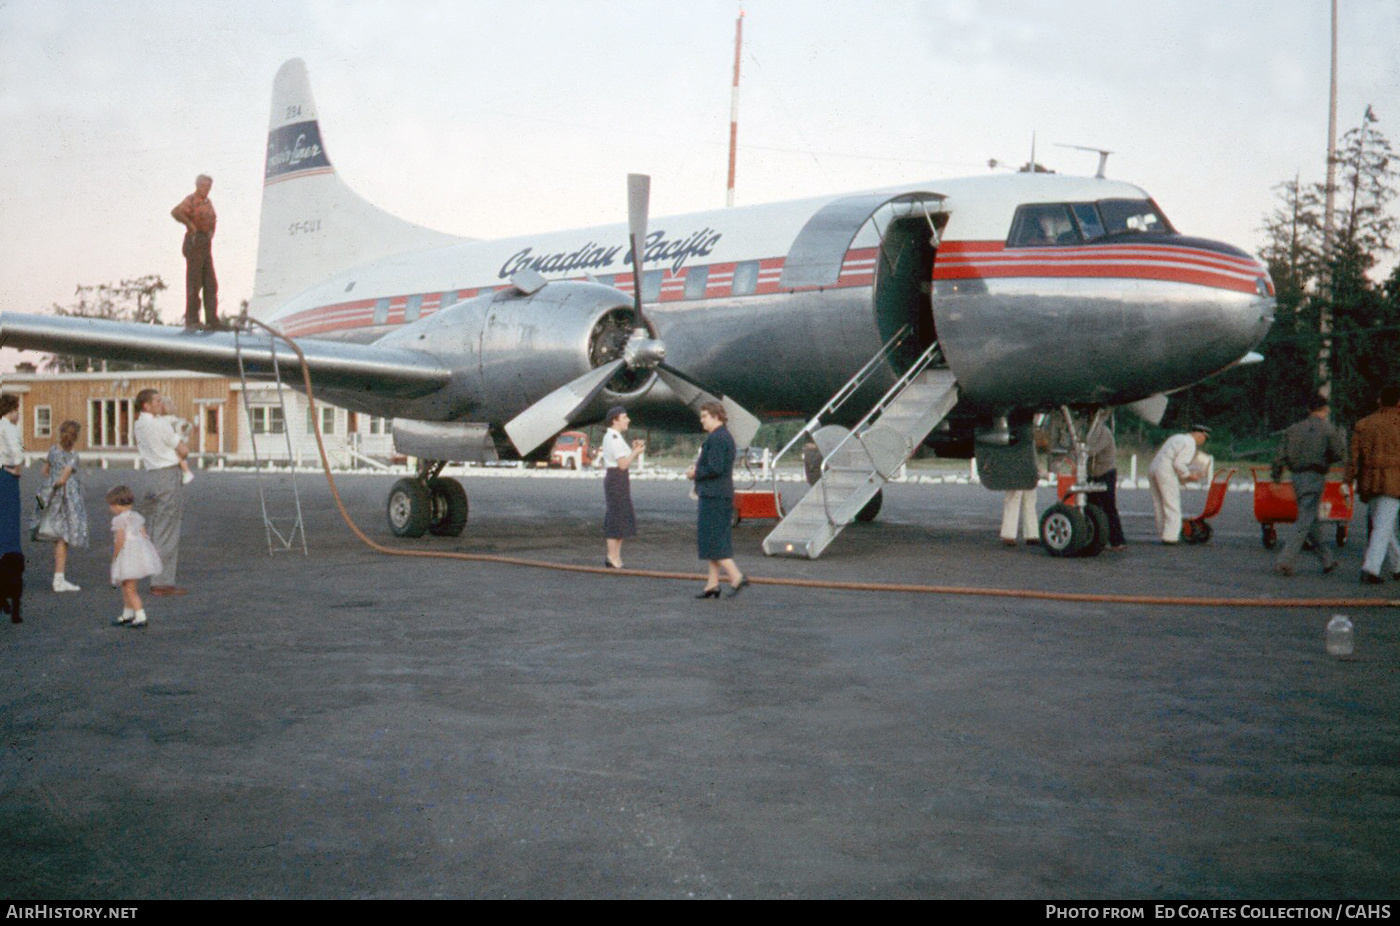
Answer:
[{"xmin": 2, "ymin": 466, "xmax": 1397, "ymax": 899}]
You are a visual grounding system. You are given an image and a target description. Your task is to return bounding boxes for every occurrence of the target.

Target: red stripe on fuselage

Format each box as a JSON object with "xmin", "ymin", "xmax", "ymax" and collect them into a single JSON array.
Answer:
[{"xmin": 274, "ymin": 240, "xmax": 1265, "ymax": 336}]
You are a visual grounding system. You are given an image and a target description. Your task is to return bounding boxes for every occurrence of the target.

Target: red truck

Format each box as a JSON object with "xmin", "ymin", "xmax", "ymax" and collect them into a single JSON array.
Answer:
[{"xmin": 549, "ymin": 431, "xmax": 593, "ymax": 469}]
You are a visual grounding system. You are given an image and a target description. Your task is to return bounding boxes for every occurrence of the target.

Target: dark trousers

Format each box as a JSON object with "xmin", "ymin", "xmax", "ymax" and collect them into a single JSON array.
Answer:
[
  {"xmin": 1277, "ymin": 470, "xmax": 1335, "ymax": 570},
  {"xmin": 1087, "ymin": 468, "xmax": 1126, "ymax": 547},
  {"xmin": 183, "ymin": 231, "xmax": 218, "ymax": 326}
]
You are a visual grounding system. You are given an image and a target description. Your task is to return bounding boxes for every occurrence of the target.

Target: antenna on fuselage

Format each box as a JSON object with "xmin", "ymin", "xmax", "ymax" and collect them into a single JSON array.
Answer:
[{"xmin": 1056, "ymin": 143, "xmax": 1113, "ymax": 179}]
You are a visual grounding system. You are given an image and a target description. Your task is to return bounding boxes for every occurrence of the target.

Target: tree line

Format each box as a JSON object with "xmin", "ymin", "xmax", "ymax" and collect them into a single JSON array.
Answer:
[{"xmin": 1161, "ymin": 106, "xmax": 1399, "ymax": 459}]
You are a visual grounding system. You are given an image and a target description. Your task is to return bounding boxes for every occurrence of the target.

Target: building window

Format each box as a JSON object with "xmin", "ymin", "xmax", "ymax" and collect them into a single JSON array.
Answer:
[
  {"xmin": 250, "ymin": 406, "xmax": 285, "ymax": 435},
  {"xmin": 88, "ymin": 399, "xmax": 133, "ymax": 448},
  {"xmin": 732, "ymin": 261, "xmax": 760, "ymax": 296},
  {"xmin": 368, "ymin": 416, "xmax": 392, "ymax": 436},
  {"xmin": 305, "ymin": 406, "xmax": 336, "ymax": 435},
  {"xmin": 34, "ymin": 405, "xmax": 52, "ymax": 439}
]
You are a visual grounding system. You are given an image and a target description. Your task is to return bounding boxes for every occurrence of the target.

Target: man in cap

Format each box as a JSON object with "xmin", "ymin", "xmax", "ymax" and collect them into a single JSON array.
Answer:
[
  {"xmin": 1271, "ymin": 394, "xmax": 1345, "ymax": 576},
  {"xmin": 1149, "ymin": 424, "xmax": 1210, "ymax": 544}
]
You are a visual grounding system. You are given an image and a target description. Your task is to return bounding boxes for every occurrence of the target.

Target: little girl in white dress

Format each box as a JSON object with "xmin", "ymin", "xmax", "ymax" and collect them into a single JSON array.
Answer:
[{"xmin": 107, "ymin": 485, "xmax": 162, "ymax": 629}]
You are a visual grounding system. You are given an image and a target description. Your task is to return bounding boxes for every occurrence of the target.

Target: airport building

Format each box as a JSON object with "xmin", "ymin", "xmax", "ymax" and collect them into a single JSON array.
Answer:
[{"xmin": 0, "ymin": 369, "xmax": 394, "ymax": 468}]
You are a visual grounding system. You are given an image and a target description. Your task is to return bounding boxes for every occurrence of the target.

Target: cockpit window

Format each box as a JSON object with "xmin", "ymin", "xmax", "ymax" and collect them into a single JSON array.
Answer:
[
  {"xmin": 1007, "ymin": 204, "xmax": 1080, "ymax": 247},
  {"xmin": 1009, "ymin": 198, "xmax": 1174, "ymax": 247},
  {"xmin": 1071, "ymin": 204, "xmax": 1106, "ymax": 240},
  {"xmin": 1096, "ymin": 198, "xmax": 1171, "ymax": 236}
]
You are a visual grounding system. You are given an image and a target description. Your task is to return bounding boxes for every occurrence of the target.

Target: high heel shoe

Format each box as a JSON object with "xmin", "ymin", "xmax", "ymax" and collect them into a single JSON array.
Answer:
[
  {"xmin": 724, "ymin": 576, "xmax": 750, "ymax": 598},
  {"xmin": 604, "ymin": 560, "xmax": 620, "ymax": 569},
  {"xmin": 695, "ymin": 587, "xmax": 721, "ymax": 599}
]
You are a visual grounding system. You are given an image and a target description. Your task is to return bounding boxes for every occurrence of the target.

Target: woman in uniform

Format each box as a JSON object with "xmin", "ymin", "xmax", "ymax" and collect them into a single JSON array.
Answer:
[
  {"xmin": 601, "ymin": 406, "xmax": 645, "ymax": 569},
  {"xmin": 687, "ymin": 401, "xmax": 747, "ymax": 598}
]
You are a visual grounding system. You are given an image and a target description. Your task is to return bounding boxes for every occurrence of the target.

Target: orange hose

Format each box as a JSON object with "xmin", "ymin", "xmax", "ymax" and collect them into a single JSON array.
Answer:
[{"xmin": 246, "ymin": 317, "xmax": 1400, "ymax": 610}]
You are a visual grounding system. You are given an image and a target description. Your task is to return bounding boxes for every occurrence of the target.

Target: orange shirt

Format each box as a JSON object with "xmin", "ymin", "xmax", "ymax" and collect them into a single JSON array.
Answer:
[{"xmin": 173, "ymin": 192, "xmax": 217, "ymax": 235}]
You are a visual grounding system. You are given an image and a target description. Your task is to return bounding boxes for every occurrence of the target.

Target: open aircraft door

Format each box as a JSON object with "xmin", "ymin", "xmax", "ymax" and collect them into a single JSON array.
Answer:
[{"xmin": 781, "ymin": 191, "xmax": 947, "ymax": 376}]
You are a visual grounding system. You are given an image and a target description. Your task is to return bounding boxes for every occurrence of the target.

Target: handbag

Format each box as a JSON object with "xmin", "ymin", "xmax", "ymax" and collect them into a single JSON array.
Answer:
[{"xmin": 31, "ymin": 489, "xmax": 65, "ymax": 543}]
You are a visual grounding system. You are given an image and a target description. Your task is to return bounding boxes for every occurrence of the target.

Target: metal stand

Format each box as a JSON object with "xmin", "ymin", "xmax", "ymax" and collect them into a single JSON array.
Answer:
[{"xmin": 233, "ymin": 318, "xmax": 308, "ymax": 556}]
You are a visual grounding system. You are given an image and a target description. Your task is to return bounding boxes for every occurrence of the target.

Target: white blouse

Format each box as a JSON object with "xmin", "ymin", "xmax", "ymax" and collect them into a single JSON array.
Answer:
[
  {"xmin": 0, "ymin": 417, "xmax": 23, "ymax": 467},
  {"xmin": 601, "ymin": 428, "xmax": 630, "ymax": 469}
]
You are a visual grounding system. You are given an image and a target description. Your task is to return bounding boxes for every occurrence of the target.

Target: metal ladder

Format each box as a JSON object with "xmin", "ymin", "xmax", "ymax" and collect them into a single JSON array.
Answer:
[
  {"xmin": 233, "ymin": 324, "xmax": 308, "ymax": 556},
  {"xmin": 762, "ymin": 337, "xmax": 958, "ymax": 559}
]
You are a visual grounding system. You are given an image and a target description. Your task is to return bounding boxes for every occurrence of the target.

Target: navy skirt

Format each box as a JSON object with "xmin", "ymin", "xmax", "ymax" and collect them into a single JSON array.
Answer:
[
  {"xmin": 0, "ymin": 470, "xmax": 21, "ymax": 554},
  {"xmin": 696, "ymin": 495, "xmax": 734, "ymax": 560},
  {"xmin": 603, "ymin": 468, "xmax": 636, "ymax": 539}
]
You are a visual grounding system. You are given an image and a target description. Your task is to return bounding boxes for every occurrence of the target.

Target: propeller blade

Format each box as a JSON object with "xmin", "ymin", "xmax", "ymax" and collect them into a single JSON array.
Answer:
[
  {"xmin": 504, "ymin": 359, "xmax": 625, "ymax": 456},
  {"xmin": 654, "ymin": 364, "xmax": 761, "ymax": 449},
  {"xmin": 627, "ymin": 173, "xmax": 650, "ymax": 321}
]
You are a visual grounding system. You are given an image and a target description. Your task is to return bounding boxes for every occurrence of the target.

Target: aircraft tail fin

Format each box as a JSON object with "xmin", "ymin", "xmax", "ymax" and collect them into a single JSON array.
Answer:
[{"xmin": 249, "ymin": 59, "xmax": 463, "ymax": 317}]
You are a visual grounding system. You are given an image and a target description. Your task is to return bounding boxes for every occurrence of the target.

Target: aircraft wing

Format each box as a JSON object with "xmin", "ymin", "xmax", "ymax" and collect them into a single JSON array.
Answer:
[{"xmin": 0, "ymin": 313, "xmax": 451, "ymax": 399}]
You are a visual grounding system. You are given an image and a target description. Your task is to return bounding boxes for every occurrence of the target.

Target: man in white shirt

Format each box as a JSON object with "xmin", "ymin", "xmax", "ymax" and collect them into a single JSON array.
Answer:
[
  {"xmin": 1149, "ymin": 425, "xmax": 1210, "ymax": 544},
  {"xmin": 134, "ymin": 389, "xmax": 190, "ymax": 596}
]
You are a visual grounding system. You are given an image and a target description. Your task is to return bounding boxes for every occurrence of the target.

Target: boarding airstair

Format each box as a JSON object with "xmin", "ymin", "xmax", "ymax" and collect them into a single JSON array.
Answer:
[
  {"xmin": 762, "ymin": 330, "xmax": 957, "ymax": 559},
  {"xmin": 233, "ymin": 323, "xmax": 309, "ymax": 556}
]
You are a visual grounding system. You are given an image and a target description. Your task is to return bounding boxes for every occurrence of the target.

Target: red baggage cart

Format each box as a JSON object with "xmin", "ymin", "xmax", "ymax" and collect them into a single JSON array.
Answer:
[{"xmin": 1250, "ymin": 466, "xmax": 1353, "ymax": 549}]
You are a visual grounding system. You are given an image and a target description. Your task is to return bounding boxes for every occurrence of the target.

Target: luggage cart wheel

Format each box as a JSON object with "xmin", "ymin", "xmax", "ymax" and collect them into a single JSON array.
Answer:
[{"xmin": 1261, "ymin": 524, "xmax": 1277, "ymax": 549}]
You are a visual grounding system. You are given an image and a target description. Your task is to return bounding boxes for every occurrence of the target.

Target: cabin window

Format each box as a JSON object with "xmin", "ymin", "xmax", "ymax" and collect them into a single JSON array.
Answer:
[
  {"xmin": 683, "ymin": 266, "xmax": 710, "ymax": 300},
  {"xmin": 1007, "ymin": 204, "xmax": 1081, "ymax": 247},
  {"xmin": 404, "ymin": 294, "xmax": 423, "ymax": 323},
  {"xmin": 250, "ymin": 406, "xmax": 285, "ymax": 435},
  {"xmin": 373, "ymin": 298, "xmax": 390, "ymax": 325},
  {"xmin": 34, "ymin": 405, "xmax": 52, "ymax": 439},
  {"xmin": 439, "ymin": 291, "xmax": 458, "ymax": 310},
  {"xmin": 640, "ymin": 270, "xmax": 663, "ymax": 303},
  {"xmin": 732, "ymin": 261, "xmax": 760, "ymax": 295}
]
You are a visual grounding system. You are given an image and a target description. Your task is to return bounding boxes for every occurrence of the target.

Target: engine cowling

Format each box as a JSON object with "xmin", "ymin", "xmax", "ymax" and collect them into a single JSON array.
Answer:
[{"xmin": 372, "ymin": 279, "xmax": 655, "ymax": 425}]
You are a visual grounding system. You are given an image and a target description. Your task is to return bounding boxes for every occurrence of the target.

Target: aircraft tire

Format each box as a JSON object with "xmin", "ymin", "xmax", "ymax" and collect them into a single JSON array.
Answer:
[
  {"xmin": 1039, "ymin": 503, "xmax": 1090, "ymax": 558},
  {"xmin": 387, "ymin": 478, "xmax": 431, "ymax": 538},
  {"xmin": 427, "ymin": 478, "xmax": 469, "ymax": 537},
  {"xmin": 1078, "ymin": 504, "xmax": 1109, "ymax": 557},
  {"xmin": 855, "ymin": 489, "xmax": 883, "ymax": 522}
]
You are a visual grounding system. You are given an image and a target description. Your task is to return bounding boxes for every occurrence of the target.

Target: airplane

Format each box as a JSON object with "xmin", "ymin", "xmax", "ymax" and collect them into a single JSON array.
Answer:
[{"xmin": 0, "ymin": 59, "xmax": 1275, "ymax": 559}]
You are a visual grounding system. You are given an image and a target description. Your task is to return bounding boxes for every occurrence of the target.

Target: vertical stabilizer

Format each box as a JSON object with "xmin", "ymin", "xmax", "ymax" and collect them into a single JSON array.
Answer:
[{"xmin": 249, "ymin": 59, "xmax": 463, "ymax": 317}]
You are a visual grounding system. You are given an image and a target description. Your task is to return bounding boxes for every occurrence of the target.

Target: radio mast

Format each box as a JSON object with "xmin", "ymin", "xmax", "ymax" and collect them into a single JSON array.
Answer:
[{"xmin": 726, "ymin": 10, "xmax": 744, "ymax": 207}]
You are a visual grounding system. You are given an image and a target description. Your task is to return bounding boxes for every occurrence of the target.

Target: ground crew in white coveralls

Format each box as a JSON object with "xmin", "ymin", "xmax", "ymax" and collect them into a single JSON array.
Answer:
[{"xmin": 1149, "ymin": 425, "xmax": 1210, "ymax": 544}]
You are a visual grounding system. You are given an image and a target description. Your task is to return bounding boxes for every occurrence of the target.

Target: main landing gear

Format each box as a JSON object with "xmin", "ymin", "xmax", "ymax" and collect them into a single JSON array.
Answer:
[
  {"xmin": 1039, "ymin": 406, "xmax": 1111, "ymax": 558},
  {"xmin": 386, "ymin": 460, "xmax": 469, "ymax": 538}
]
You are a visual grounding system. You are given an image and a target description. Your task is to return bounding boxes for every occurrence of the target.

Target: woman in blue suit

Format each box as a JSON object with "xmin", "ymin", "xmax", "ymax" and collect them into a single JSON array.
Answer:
[{"xmin": 687, "ymin": 401, "xmax": 748, "ymax": 599}]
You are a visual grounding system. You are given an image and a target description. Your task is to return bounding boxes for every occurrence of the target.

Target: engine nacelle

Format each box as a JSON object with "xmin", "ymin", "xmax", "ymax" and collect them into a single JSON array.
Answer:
[{"xmin": 372, "ymin": 280, "xmax": 655, "ymax": 424}]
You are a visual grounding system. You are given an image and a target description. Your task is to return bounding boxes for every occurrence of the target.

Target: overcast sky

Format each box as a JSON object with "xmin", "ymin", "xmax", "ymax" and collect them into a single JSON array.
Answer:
[{"xmin": 2, "ymin": 0, "xmax": 1397, "ymax": 343}]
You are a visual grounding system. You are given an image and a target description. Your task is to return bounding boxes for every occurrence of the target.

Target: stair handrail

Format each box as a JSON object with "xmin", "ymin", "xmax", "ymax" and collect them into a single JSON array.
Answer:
[
  {"xmin": 817, "ymin": 339, "xmax": 946, "ymax": 523},
  {"xmin": 766, "ymin": 324, "xmax": 914, "ymax": 498}
]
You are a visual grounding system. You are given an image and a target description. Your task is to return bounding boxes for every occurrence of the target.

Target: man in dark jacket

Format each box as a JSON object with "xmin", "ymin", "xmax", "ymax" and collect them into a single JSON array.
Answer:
[
  {"xmin": 1348, "ymin": 385, "xmax": 1400, "ymax": 583},
  {"xmin": 1271, "ymin": 394, "xmax": 1345, "ymax": 576}
]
